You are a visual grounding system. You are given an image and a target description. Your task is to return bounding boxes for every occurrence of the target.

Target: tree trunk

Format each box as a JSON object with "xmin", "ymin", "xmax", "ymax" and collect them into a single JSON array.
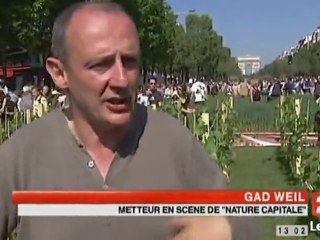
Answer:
[
  {"xmin": 169, "ymin": 64, "xmax": 173, "ymax": 78},
  {"xmin": 39, "ymin": 53, "xmax": 44, "ymax": 67},
  {"xmin": 1, "ymin": 49, "xmax": 7, "ymax": 79},
  {"xmin": 163, "ymin": 65, "xmax": 167, "ymax": 85},
  {"xmin": 142, "ymin": 64, "xmax": 147, "ymax": 84}
]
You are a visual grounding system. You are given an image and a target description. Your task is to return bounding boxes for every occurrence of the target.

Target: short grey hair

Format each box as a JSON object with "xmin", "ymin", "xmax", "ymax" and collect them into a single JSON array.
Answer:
[{"xmin": 51, "ymin": 1, "xmax": 126, "ymax": 66}]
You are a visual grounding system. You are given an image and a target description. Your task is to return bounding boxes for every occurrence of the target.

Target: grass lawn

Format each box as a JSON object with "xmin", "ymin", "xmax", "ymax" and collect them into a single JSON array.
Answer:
[{"xmin": 230, "ymin": 147, "xmax": 318, "ymax": 240}]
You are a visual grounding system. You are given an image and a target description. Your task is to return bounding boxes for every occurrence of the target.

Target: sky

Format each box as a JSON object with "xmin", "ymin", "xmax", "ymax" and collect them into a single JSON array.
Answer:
[{"xmin": 167, "ymin": 0, "xmax": 320, "ymax": 65}]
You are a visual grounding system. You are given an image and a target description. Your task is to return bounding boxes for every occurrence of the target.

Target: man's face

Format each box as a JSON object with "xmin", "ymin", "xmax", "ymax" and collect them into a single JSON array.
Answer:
[
  {"xmin": 63, "ymin": 10, "xmax": 140, "ymax": 128},
  {"xmin": 32, "ymin": 88, "xmax": 39, "ymax": 97},
  {"xmin": 149, "ymin": 79, "xmax": 156, "ymax": 91},
  {"xmin": 42, "ymin": 87, "xmax": 49, "ymax": 95}
]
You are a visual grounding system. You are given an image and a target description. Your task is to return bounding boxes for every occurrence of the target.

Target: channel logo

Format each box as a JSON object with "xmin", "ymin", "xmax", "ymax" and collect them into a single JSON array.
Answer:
[{"xmin": 312, "ymin": 192, "xmax": 320, "ymax": 216}]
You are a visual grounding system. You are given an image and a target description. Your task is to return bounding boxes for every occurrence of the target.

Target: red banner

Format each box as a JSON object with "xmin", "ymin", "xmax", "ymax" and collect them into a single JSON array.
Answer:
[{"xmin": 12, "ymin": 190, "xmax": 308, "ymax": 204}]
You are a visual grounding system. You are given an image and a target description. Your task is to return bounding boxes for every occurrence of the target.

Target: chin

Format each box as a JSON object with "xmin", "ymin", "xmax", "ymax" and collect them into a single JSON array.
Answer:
[{"xmin": 105, "ymin": 112, "xmax": 132, "ymax": 127}]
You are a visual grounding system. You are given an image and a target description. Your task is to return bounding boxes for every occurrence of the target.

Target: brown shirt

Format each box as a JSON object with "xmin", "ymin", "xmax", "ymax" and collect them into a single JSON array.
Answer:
[{"xmin": 0, "ymin": 104, "xmax": 257, "ymax": 240}]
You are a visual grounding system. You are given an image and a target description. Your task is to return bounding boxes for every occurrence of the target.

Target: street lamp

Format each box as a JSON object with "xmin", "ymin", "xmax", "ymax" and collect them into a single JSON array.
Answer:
[
  {"xmin": 175, "ymin": 10, "xmax": 196, "ymax": 16},
  {"xmin": 175, "ymin": 10, "xmax": 196, "ymax": 27}
]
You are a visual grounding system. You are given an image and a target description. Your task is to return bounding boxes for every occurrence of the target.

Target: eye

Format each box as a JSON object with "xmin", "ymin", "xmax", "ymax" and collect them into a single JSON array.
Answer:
[
  {"xmin": 122, "ymin": 56, "xmax": 138, "ymax": 69},
  {"xmin": 89, "ymin": 59, "xmax": 114, "ymax": 73},
  {"xmin": 91, "ymin": 65, "xmax": 106, "ymax": 73}
]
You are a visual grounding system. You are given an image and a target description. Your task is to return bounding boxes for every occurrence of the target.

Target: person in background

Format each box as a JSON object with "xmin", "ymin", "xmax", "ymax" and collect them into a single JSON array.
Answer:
[
  {"xmin": 42, "ymin": 85, "xmax": 50, "ymax": 97},
  {"xmin": 136, "ymin": 86, "xmax": 149, "ymax": 107},
  {"xmin": 314, "ymin": 78, "xmax": 320, "ymax": 102},
  {"xmin": 5, "ymin": 94, "xmax": 18, "ymax": 117},
  {"xmin": 268, "ymin": 79, "xmax": 282, "ymax": 101},
  {"xmin": 0, "ymin": 78, "xmax": 9, "ymax": 95},
  {"xmin": 164, "ymin": 84, "xmax": 173, "ymax": 99},
  {"xmin": 50, "ymin": 88, "xmax": 67, "ymax": 109},
  {"xmin": 283, "ymin": 78, "xmax": 293, "ymax": 95},
  {"xmin": 191, "ymin": 79, "xmax": 207, "ymax": 106},
  {"xmin": 0, "ymin": 91, "xmax": 17, "ymax": 119},
  {"xmin": 32, "ymin": 86, "xmax": 49, "ymax": 118},
  {"xmin": 314, "ymin": 96, "xmax": 320, "ymax": 145},
  {"xmin": 0, "ymin": 91, "xmax": 7, "ymax": 118},
  {"xmin": 18, "ymin": 88, "xmax": 33, "ymax": 112},
  {"xmin": 250, "ymin": 80, "xmax": 261, "ymax": 102},
  {"xmin": 147, "ymin": 76, "xmax": 162, "ymax": 109},
  {"xmin": 238, "ymin": 79, "xmax": 249, "ymax": 97},
  {"xmin": 191, "ymin": 79, "xmax": 207, "ymax": 99},
  {"xmin": 177, "ymin": 84, "xmax": 195, "ymax": 128}
]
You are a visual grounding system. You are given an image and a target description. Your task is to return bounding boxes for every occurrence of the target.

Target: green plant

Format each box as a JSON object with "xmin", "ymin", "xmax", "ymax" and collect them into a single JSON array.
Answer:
[
  {"xmin": 160, "ymin": 99, "xmax": 179, "ymax": 119},
  {"xmin": 276, "ymin": 96, "xmax": 312, "ymax": 189},
  {"xmin": 205, "ymin": 96, "xmax": 238, "ymax": 181},
  {"xmin": 159, "ymin": 96, "xmax": 237, "ymax": 180}
]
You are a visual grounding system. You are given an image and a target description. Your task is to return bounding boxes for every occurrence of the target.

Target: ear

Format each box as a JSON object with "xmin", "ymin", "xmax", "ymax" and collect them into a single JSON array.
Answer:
[{"xmin": 46, "ymin": 57, "xmax": 68, "ymax": 90}]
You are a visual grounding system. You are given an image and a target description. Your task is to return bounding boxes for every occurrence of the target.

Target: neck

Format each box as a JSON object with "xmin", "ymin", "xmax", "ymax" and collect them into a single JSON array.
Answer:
[{"xmin": 65, "ymin": 105, "xmax": 128, "ymax": 152}]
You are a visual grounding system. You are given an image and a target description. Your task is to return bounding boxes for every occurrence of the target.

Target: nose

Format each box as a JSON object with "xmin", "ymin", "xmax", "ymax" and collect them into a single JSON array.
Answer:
[{"xmin": 109, "ymin": 55, "xmax": 128, "ymax": 88}]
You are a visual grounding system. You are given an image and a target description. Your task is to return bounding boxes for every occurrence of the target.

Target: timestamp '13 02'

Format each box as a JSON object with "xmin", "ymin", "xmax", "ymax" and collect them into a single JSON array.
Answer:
[{"xmin": 276, "ymin": 225, "xmax": 308, "ymax": 237}]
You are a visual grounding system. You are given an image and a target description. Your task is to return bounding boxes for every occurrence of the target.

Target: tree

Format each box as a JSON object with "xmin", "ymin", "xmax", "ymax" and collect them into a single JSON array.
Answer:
[
  {"xmin": 2, "ymin": 0, "xmax": 81, "ymax": 67},
  {"xmin": 260, "ymin": 42, "xmax": 320, "ymax": 77},
  {"xmin": 3, "ymin": 0, "xmax": 240, "ymax": 81},
  {"xmin": 173, "ymin": 14, "xmax": 240, "ymax": 80}
]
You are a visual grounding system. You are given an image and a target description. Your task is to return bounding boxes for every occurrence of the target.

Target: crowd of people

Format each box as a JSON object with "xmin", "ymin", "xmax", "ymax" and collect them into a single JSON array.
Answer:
[
  {"xmin": 0, "ymin": 78, "xmax": 67, "ymax": 120},
  {"xmin": 137, "ymin": 75, "xmax": 320, "ymax": 108},
  {"xmin": 2, "ymin": 74, "xmax": 320, "ymax": 123}
]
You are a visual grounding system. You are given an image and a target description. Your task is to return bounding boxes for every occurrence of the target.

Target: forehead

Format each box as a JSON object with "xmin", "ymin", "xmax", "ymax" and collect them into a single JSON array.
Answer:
[{"xmin": 66, "ymin": 9, "xmax": 140, "ymax": 58}]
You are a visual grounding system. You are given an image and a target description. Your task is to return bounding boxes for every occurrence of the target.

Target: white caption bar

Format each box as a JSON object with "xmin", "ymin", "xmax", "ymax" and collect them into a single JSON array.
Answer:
[{"xmin": 17, "ymin": 204, "xmax": 308, "ymax": 217}]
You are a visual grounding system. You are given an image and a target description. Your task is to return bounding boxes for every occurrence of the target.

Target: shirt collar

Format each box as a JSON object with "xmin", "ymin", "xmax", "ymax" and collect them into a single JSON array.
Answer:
[{"xmin": 57, "ymin": 104, "xmax": 147, "ymax": 158}]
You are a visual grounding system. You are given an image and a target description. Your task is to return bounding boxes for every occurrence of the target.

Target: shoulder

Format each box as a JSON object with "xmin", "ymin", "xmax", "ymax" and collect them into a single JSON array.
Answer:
[
  {"xmin": 143, "ymin": 106, "xmax": 227, "ymax": 189},
  {"xmin": 134, "ymin": 104, "xmax": 191, "ymax": 141},
  {"xmin": 1, "ymin": 110, "xmax": 63, "ymax": 149},
  {"xmin": 40, "ymin": 96, "xmax": 48, "ymax": 102},
  {"xmin": 144, "ymin": 106, "xmax": 193, "ymax": 146}
]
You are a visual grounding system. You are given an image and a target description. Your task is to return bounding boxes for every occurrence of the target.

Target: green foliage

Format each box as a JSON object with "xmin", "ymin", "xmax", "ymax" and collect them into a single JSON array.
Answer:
[
  {"xmin": 11, "ymin": 0, "xmax": 52, "ymax": 53},
  {"xmin": 161, "ymin": 95, "xmax": 238, "ymax": 180},
  {"xmin": 160, "ymin": 99, "xmax": 179, "ymax": 119},
  {"xmin": 309, "ymin": 148, "xmax": 320, "ymax": 191},
  {"xmin": 173, "ymin": 14, "xmax": 240, "ymax": 79},
  {"xmin": 260, "ymin": 42, "xmax": 320, "ymax": 76},
  {"xmin": 205, "ymin": 97, "xmax": 238, "ymax": 180},
  {"xmin": 276, "ymin": 96, "xmax": 313, "ymax": 189},
  {"xmin": 1, "ymin": 0, "xmax": 240, "ymax": 79},
  {"xmin": 275, "ymin": 96, "xmax": 320, "ymax": 234},
  {"xmin": 158, "ymin": 96, "xmax": 238, "ymax": 180}
]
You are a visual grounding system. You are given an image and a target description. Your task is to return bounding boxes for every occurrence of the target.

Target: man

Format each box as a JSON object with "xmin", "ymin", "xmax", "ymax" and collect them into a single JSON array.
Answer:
[
  {"xmin": 0, "ymin": 78, "xmax": 9, "ymax": 95},
  {"xmin": 191, "ymin": 79, "xmax": 207, "ymax": 105},
  {"xmin": 146, "ymin": 76, "xmax": 162, "ymax": 109},
  {"xmin": 31, "ymin": 86, "xmax": 49, "ymax": 118},
  {"xmin": 42, "ymin": 85, "xmax": 51, "ymax": 98},
  {"xmin": 17, "ymin": 88, "xmax": 33, "ymax": 113},
  {"xmin": 238, "ymin": 79, "xmax": 249, "ymax": 97},
  {"xmin": 0, "ymin": 2, "xmax": 256, "ymax": 240}
]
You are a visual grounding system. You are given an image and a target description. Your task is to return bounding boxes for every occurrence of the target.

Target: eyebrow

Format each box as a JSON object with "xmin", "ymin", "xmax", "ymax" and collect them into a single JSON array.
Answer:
[
  {"xmin": 84, "ymin": 54, "xmax": 114, "ymax": 68},
  {"xmin": 84, "ymin": 52, "xmax": 140, "ymax": 67}
]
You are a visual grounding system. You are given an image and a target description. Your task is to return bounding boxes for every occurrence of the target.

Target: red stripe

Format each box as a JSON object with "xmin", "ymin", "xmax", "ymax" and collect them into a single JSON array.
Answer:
[{"xmin": 12, "ymin": 190, "xmax": 308, "ymax": 204}]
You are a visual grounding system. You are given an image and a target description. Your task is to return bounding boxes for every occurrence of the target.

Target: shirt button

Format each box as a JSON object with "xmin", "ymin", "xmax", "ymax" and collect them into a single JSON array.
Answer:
[{"xmin": 87, "ymin": 160, "xmax": 95, "ymax": 168}]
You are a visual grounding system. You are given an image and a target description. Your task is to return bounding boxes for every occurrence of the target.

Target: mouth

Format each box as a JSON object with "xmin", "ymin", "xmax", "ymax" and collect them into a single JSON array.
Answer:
[{"xmin": 105, "ymin": 96, "xmax": 131, "ymax": 112}]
